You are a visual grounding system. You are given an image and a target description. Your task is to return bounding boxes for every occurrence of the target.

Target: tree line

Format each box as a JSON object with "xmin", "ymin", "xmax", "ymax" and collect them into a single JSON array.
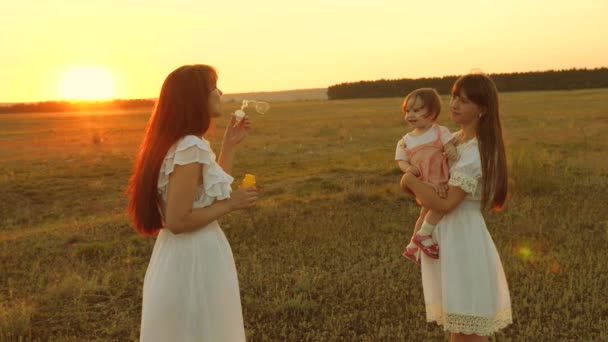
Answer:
[
  {"xmin": 0, "ymin": 99, "xmax": 155, "ymax": 114},
  {"xmin": 327, "ymin": 67, "xmax": 608, "ymax": 100}
]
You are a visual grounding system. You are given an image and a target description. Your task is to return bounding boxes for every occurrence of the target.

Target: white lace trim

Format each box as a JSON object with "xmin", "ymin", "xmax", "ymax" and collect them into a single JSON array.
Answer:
[
  {"xmin": 427, "ymin": 305, "xmax": 512, "ymax": 336},
  {"xmin": 158, "ymin": 135, "xmax": 233, "ymax": 206},
  {"xmin": 448, "ymin": 170, "xmax": 478, "ymax": 194}
]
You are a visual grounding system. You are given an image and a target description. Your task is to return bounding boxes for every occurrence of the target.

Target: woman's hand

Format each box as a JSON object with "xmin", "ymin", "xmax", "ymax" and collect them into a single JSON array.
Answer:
[
  {"xmin": 227, "ymin": 187, "xmax": 258, "ymax": 211},
  {"xmin": 223, "ymin": 115, "xmax": 252, "ymax": 147}
]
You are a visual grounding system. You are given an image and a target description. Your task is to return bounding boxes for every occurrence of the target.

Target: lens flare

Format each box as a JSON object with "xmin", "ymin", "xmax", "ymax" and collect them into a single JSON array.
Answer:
[
  {"xmin": 548, "ymin": 262, "xmax": 561, "ymax": 274},
  {"xmin": 517, "ymin": 246, "xmax": 532, "ymax": 260}
]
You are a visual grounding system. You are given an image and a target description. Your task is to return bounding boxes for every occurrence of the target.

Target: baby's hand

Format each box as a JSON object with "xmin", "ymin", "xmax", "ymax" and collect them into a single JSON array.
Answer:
[
  {"xmin": 435, "ymin": 182, "xmax": 448, "ymax": 199},
  {"xmin": 443, "ymin": 143, "xmax": 458, "ymax": 161},
  {"xmin": 406, "ymin": 166, "xmax": 421, "ymax": 176}
]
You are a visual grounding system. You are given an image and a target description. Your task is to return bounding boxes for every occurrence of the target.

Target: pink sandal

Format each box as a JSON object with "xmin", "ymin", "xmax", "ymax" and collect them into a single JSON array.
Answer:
[
  {"xmin": 402, "ymin": 245, "xmax": 421, "ymax": 265},
  {"xmin": 413, "ymin": 234, "xmax": 439, "ymax": 259}
]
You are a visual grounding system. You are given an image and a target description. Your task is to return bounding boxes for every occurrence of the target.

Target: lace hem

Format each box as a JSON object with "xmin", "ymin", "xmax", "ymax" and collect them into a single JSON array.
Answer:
[
  {"xmin": 426, "ymin": 306, "xmax": 512, "ymax": 336},
  {"xmin": 448, "ymin": 170, "xmax": 478, "ymax": 194}
]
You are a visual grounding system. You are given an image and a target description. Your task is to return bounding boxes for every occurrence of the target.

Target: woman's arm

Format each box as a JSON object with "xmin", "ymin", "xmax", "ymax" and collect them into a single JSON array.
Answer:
[
  {"xmin": 400, "ymin": 172, "xmax": 466, "ymax": 213},
  {"xmin": 164, "ymin": 163, "xmax": 257, "ymax": 234},
  {"xmin": 218, "ymin": 116, "xmax": 251, "ymax": 174},
  {"xmin": 218, "ymin": 144, "xmax": 236, "ymax": 174}
]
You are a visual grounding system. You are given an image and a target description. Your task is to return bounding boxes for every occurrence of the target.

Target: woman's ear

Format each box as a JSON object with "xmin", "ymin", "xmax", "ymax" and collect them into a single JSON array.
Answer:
[{"xmin": 477, "ymin": 105, "xmax": 487, "ymax": 118}]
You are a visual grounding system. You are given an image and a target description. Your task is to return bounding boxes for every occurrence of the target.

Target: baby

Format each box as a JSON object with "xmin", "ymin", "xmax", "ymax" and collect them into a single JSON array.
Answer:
[{"xmin": 395, "ymin": 88, "xmax": 458, "ymax": 264}]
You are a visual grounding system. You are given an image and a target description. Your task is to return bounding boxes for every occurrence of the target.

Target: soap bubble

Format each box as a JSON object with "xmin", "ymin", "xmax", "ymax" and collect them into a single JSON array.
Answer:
[
  {"xmin": 241, "ymin": 99, "xmax": 270, "ymax": 114},
  {"xmin": 233, "ymin": 99, "xmax": 270, "ymax": 127}
]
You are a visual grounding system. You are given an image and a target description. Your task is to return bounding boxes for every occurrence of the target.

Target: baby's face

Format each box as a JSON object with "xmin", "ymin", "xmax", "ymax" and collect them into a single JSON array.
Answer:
[{"xmin": 404, "ymin": 96, "xmax": 434, "ymax": 128}]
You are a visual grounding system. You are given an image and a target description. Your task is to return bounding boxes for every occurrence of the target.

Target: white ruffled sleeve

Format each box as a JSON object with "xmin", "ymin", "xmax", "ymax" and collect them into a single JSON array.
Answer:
[
  {"xmin": 158, "ymin": 135, "xmax": 233, "ymax": 202},
  {"xmin": 448, "ymin": 141, "xmax": 482, "ymax": 195},
  {"xmin": 395, "ymin": 137, "xmax": 409, "ymax": 161}
]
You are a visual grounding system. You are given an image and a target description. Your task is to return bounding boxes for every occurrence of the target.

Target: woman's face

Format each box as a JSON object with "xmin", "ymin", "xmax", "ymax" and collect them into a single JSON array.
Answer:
[
  {"xmin": 450, "ymin": 89, "xmax": 482, "ymax": 126},
  {"xmin": 208, "ymin": 87, "xmax": 223, "ymax": 118}
]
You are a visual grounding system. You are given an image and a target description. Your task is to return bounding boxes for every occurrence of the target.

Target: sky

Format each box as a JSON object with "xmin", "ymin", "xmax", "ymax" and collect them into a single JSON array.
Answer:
[{"xmin": 1, "ymin": 0, "xmax": 607, "ymax": 103}]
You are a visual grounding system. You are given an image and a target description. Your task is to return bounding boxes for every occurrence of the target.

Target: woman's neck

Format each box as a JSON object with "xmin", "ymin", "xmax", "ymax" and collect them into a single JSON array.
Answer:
[{"xmin": 459, "ymin": 122, "xmax": 477, "ymax": 142}]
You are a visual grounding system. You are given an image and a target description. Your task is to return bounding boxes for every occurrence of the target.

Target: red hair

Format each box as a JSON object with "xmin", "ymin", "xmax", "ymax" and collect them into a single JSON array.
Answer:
[{"xmin": 127, "ymin": 65, "xmax": 218, "ymax": 236}]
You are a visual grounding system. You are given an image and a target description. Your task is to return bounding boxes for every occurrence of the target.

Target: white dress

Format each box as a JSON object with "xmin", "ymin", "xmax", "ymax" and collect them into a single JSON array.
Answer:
[
  {"xmin": 421, "ymin": 138, "xmax": 513, "ymax": 336},
  {"xmin": 140, "ymin": 135, "xmax": 246, "ymax": 342}
]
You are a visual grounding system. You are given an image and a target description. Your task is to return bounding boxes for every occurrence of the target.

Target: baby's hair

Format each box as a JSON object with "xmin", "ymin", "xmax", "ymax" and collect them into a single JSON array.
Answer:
[{"xmin": 402, "ymin": 88, "xmax": 442, "ymax": 121}]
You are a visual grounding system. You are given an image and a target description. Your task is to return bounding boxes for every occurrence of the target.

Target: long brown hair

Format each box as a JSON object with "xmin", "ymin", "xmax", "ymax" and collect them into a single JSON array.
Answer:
[
  {"xmin": 127, "ymin": 64, "xmax": 218, "ymax": 236},
  {"xmin": 452, "ymin": 73, "xmax": 508, "ymax": 211}
]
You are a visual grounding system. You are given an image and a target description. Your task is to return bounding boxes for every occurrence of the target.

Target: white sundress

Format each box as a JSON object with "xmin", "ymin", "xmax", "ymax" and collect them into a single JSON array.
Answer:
[
  {"xmin": 140, "ymin": 135, "xmax": 246, "ymax": 342},
  {"xmin": 421, "ymin": 138, "xmax": 513, "ymax": 336}
]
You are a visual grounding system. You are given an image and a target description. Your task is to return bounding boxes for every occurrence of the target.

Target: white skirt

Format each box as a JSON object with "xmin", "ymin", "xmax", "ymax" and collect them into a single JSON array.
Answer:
[
  {"xmin": 421, "ymin": 200, "xmax": 512, "ymax": 336},
  {"xmin": 140, "ymin": 222, "xmax": 245, "ymax": 342}
]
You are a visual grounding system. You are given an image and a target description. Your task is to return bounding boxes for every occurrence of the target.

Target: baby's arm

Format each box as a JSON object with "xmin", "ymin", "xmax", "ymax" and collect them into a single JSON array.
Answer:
[
  {"xmin": 439, "ymin": 126, "xmax": 459, "ymax": 162},
  {"xmin": 436, "ymin": 139, "xmax": 457, "ymax": 198},
  {"xmin": 443, "ymin": 141, "xmax": 458, "ymax": 162},
  {"xmin": 397, "ymin": 160, "xmax": 420, "ymax": 176},
  {"xmin": 395, "ymin": 138, "xmax": 420, "ymax": 175}
]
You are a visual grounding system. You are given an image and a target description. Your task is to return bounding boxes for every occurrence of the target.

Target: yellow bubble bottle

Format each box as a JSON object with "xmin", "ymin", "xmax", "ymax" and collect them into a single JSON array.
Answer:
[{"xmin": 241, "ymin": 174, "xmax": 256, "ymax": 188}]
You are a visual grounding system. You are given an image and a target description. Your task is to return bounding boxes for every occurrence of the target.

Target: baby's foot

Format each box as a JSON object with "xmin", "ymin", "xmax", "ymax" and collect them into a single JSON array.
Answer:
[
  {"xmin": 413, "ymin": 233, "xmax": 439, "ymax": 259},
  {"xmin": 403, "ymin": 245, "xmax": 421, "ymax": 265}
]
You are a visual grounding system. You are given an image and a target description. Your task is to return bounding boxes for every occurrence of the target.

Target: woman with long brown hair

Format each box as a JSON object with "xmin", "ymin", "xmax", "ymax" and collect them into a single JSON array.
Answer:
[
  {"xmin": 127, "ymin": 64, "xmax": 258, "ymax": 341},
  {"xmin": 400, "ymin": 73, "xmax": 512, "ymax": 341}
]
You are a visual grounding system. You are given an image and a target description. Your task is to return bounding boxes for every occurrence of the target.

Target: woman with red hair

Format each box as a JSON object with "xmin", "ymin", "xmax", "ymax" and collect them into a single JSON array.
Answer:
[{"xmin": 127, "ymin": 64, "xmax": 258, "ymax": 341}]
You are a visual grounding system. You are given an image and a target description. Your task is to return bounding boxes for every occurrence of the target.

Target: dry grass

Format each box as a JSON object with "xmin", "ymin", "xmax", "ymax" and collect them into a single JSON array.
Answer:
[{"xmin": 1, "ymin": 89, "xmax": 607, "ymax": 341}]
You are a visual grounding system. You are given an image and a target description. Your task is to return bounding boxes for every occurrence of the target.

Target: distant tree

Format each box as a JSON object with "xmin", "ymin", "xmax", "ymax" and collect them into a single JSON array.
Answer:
[
  {"xmin": 0, "ymin": 99, "xmax": 156, "ymax": 114},
  {"xmin": 327, "ymin": 67, "xmax": 608, "ymax": 100}
]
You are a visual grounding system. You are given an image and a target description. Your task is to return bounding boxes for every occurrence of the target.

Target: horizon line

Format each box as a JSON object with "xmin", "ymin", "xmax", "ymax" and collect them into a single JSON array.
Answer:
[
  {"xmin": 0, "ymin": 87, "xmax": 329, "ymax": 105},
  {"xmin": 3, "ymin": 65, "xmax": 607, "ymax": 105}
]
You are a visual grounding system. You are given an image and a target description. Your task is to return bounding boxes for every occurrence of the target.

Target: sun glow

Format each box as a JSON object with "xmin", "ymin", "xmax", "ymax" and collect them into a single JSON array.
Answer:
[{"xmin": 58, "ymin": 66, "xmax": 116, "ymax": 101}]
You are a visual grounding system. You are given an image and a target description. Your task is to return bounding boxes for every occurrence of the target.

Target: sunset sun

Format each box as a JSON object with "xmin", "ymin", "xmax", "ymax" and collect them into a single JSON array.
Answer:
[{"xmin": 58, "ymin": 65, "xmax": 116, "ymax": 101}]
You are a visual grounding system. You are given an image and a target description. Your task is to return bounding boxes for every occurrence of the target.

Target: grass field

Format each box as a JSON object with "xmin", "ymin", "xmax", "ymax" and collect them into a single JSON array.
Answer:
[{"xmin": 1, "ymin": 89, "xmax": 607, "ymax": 341}]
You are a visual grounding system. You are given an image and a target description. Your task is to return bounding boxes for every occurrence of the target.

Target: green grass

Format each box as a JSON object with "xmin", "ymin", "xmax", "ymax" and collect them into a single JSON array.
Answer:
[{"xmin": 1, "ymin": 89, "xmax": 607, "ymax": 340}]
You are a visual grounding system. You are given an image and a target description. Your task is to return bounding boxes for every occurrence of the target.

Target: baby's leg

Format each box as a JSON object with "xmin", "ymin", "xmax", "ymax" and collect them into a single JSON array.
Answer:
[
  {"xmin": 403, "ymin": 206, "xmax": 427, "ymax": 264},
  {"xmin": 414, "ymin": 206, "xmax": 430, "ymax": 234},
  {"xmin": 418, "ymin": 209, "xmax": 443, "ymax": 237},
  {"xmin": 406, "ymin": 207, "xmax": 428, "ymax": 249},
  {"xmin": 413, "ymin": 208, "xmax": 441, "ymax": 258},
  {"xmin": 424, "ymin": 210, "xmax": 443, "ymax": 226}
]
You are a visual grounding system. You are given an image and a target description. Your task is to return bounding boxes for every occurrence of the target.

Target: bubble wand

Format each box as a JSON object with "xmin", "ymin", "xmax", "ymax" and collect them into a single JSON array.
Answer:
[{"xmin": 233, "ymin": 99, "xmax": 270, "ymax": 127}]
